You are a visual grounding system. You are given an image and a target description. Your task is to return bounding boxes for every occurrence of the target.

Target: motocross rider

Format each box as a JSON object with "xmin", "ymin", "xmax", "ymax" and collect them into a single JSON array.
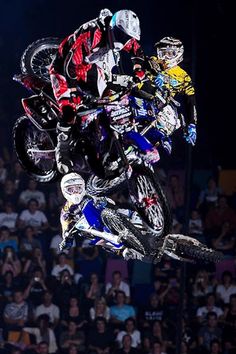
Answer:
[
  {"xmin": 147, "ymin": 37, "xmax": 197, "ymax": 152},
  {"xmin": 49, "ymin": 9, "xmax": 148, "ymax": 175},
  {"xmin": 59, "ymin": 172, "xmax": 143, "ymax": 260}
]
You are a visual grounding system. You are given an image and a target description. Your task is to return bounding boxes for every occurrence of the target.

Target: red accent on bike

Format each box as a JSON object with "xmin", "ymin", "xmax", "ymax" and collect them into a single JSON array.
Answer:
[{"xmin": 142, "ymin": 197, "xmax": 157, "ymax": 207}]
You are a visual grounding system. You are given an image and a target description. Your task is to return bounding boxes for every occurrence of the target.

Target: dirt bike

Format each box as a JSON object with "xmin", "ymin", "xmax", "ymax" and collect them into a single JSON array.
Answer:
[
  {"xmin": 13, "ymin": 38, "xmax": 223, "ymax": 263},
  {"xmin": 61, "ymin": 195, "xmax": 223, "ymax": 264}
]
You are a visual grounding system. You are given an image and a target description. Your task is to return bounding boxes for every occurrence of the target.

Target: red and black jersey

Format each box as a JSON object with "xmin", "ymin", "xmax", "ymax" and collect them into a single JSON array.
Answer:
[{"xmin": 50, "ymin": 17, "xmax": 145, "ymax": 112}]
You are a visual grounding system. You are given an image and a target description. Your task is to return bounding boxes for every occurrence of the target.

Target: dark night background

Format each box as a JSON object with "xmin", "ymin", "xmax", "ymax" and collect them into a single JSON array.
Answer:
[{"xmin": 0, "ymin": 0, "xmax": 231, "ymax": 168}]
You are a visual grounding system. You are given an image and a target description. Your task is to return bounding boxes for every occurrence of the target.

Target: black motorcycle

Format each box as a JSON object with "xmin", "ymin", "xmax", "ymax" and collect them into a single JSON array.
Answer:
[{"xmin": 13, "ymin": 38, "xmax": 223, "ymax": 263}]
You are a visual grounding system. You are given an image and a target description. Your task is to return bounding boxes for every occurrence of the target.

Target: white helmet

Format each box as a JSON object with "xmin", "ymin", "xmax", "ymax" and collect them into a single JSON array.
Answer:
[
  {"xmin": 60, "ymin": 173, "xmax": 86, "ymax": 204},
  {"xmin": 155, "ymin": 37, "xmax": 184, "ymax": 68},
  {"xmin": 109, "ymin": 10, "xmax": 141, "ymax": 50}
]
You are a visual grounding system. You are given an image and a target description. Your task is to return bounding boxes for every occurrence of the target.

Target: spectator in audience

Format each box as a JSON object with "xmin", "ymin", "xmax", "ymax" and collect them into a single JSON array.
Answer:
[
  {"xmin": 209, "ymin": 339, "xmax": 222, "ymax": 354},
  {"xmin": 11, "ymin": 161, "xmax": 27, "ymax": 192},
  {"xmin": 151, "ymin": 340, "xmax": 167, "ymax": 354},
  {"xmin": 1, "ymin": 246, "xmax": 21, "ymax": 277},
  {"xmin": 3, "ymin": 289, "xmax": 29, "ymax": 330},
  {"xmin": 0, "ymin": 179, "xmax": 18, "ymax": 207},
  {"xmin": 59, "ymin": 320, "xmax": 85, "ymax": 353},
  {"xmin": 37, "ymin": 341, "xmax": 50, "ymax": 354},
  {"xmin": 211, "ymin": 221, "xmax": 236, "ymax": 256},
  {"xmin": 172, "ymin": 214, "xmax": 182, "ymax": 233},
  {"xmin": 222, "ymin": 294, "xmax": 236, "ymax": 330},
  {"xmin": 192, "ymin": 269, "xmax": 214, "ymax": 299},
  {"xmin": 68, "ymin": 344, "xmax": 80, "ymax": 354},
  {"xmin": 87, "ymin": 317, "xmax": 114, "ymax": 354},
  {"xmin": 114, "ymin": 334, "xmax": 139, "ymax": 354},
  {"xmin": 61, "ymin": 296, "xmax": 87, "ymax": 329},
  {"xmin": 0, "ymin": 226, "xmax": 18, "ymax": 253},
  {"xmin": 110, "ymin": 291, "xmax": 136, "ymax": 325},
  {"xmin": 76, "ymin": 240, "xmax": 99, "ymax": 262},
  {"xmin": 17, "ymin": 199, "xmax": 49, "ymax": 234},
  {"xmin": 89, "ymin": 297, "xmax": 110, "ymax": 322},
  {"xmin": 198, "ymin": 312, "xmax": 222, "ymax": 351},
  {"xmin": 149, "ymin": 321, "xmax": 169, "ymax": 351},
  {"xmin": 18, "ymin": 180, "xmax": 46, "ymax": 210},
  {"xmin": 84, "ymin": 272, "xmax": 104, "ymax": 307},
  {"xmin": 153, "ymin": 279, "xmax": 171, "ymax": 304},
  {"xmin": 116, "ymin": 317, "xmax": 141, "ymax": 349},
  {"xmin": 0, "ymin": 270, "xmax": 18, "ymax": 301},
  {"xmin": 197, "ymin": 177, "xmax": 222, "ymax": 213},
  {"xmin": 35, "ymin": 291, "xmax": 60, "ymax": 328},
  {"xmin": 139, "ymin": 293, "xmax": 164, "ymax": 328},
  {"xmin": 51, "ymin": 253, "xmax": 74, "ymax": 279},
  {"xmin": 0, "ymin": 202, "xmax": 18, "ymax": 233},
  {"xmin": 216, "ymin": 271, "xmax": 236, "ymax": 304},
  {"xmin": 23, "ymin": 314, "xmax": 58, "ymax": 353},
  {"xmin": 196, "ymin": 293, "xmax": 223, "ymax": 324},
  {"xmin": 106, "ymin": 271, "xmax": 130, "ymax": 304},
  {"xmin": 20, "ymin": 226, "xmax": 42, "ymax": 253},
  {"xmin": 23, "ymin": 247, "xmax": 46, "ymax": 277},
  {"xmin": 23, "ymin": 268, "xmax": 48, "ymax": 307},
  {"xmin": 54, "ymin": 270, "xmax": 78, "ymax": 308},
  {"xmin": 188, "ymin": 209, "xmax": 204, "ymax": 242},
  {"xmin": 141, "ymin": 336, "xmax": 152, "ymax": 353},
  {"xmin": 205, "ymin": 196, "xmax": 236, "ymax": 234}
]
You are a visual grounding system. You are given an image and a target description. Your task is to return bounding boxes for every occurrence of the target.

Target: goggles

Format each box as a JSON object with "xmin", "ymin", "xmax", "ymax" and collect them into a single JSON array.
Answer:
[
  {"xmin": 157, "ymin": 48, "xmax": 177, "ymax": 60},
  {"xmin": 65, "ymin": 184, "xmax": 84, "ymax": 195}
]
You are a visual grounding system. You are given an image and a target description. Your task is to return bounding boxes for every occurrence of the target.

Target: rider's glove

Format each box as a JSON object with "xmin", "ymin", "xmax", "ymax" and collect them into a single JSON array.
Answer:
[
  {"xmin": 154, "ymin": 73, "xmax": 165, "ymax": 90},
  {"xmin": 184, "ymin": 123, "xmax": 197, "ymax": 146},
  {"xmin": 59, "ymin": 237, "xmax": 74, "ymax": 252},
  {"xmin": 161, "ymin": 136, "xmax": 172, "ymax": 155}
]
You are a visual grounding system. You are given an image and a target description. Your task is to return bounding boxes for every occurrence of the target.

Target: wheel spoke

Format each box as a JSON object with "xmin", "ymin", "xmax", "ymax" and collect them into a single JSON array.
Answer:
[{"xmin": 133, "ymin": 174, "xmax": 164, "ymax": 233}]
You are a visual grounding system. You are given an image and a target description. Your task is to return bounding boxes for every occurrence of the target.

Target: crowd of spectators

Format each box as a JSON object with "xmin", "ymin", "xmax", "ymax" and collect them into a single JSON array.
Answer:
[{"xmin": 1, "ymin": 149, "xmax": 236, "ymax": 354}]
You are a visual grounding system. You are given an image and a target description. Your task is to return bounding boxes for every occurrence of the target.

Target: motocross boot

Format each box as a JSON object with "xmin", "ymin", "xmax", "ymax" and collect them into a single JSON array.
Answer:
[
  {"xmin": 56, "ymin": 123, "xmax": 74, "ymax": 174},
  {"xmin": 122, "ymin": 247, "xmax": 144, "ymax": 261}
]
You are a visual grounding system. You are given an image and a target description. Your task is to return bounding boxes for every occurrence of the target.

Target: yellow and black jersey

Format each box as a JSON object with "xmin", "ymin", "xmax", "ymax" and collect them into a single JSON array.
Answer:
[{"xmin": 147, "ymin": 56, "xmax": 197, "ymax": 124}]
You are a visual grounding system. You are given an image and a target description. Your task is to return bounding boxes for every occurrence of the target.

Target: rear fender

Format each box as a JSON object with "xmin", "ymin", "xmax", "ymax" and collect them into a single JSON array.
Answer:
[{"xmin": 22, "ymin": 95, "xmax": 57, "ymax": 131}]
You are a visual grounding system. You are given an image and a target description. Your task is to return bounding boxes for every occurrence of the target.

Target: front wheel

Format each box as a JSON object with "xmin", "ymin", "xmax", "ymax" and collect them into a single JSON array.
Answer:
[
  {"xmin": 21, "ymin": 37, "xmax": 61, "ymax": 82},
  {"xmin": 13, "ymin": 116, "xmax": 59, "ymax": 183},
  {"xmin": 101, "ymin": 208, "xmax": 151, "ymax": 255}
]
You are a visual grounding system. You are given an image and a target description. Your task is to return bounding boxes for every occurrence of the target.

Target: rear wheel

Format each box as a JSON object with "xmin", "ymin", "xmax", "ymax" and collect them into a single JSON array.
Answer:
[
  {"xmin": 13, "ymin": 116, "xmax": 58, "ymax": 183},
  {"xmin": 128, "ymin": 164, "xmax": 172, "ymax": 239},
  {"xmin": 166, "ymin": 234, "xmax": 223, "ymax": 263},
  {"xmin": 21, "ymin": 37, "xmax": 61, "ymax": 82}
]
